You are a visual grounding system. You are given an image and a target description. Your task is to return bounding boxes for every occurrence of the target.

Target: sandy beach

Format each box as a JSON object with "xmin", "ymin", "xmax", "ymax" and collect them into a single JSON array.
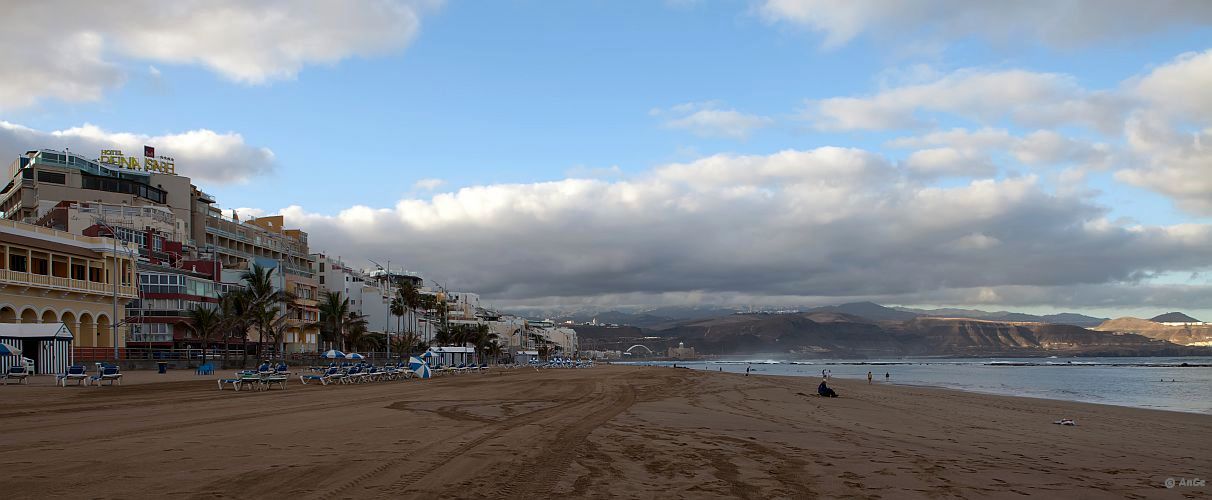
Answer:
[{"xmin": 2, "ymin": 365, "xmax": 1209, "ymax": 499}]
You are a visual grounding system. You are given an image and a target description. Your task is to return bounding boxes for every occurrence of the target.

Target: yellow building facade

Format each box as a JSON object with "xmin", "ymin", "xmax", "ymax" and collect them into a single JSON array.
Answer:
[{"xmin": 0, "ymin": 219, "xmax": 138, "ymax": 349}]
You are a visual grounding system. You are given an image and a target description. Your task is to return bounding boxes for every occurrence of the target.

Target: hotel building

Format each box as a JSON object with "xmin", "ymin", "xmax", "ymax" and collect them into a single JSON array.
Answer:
[
  {"xmin": 0, "ymin": 218, "xmax": 139, "ymax": 353},
  {"xmin": 0, "ymin": 148, "xmax": 320, "ymax": 353}
]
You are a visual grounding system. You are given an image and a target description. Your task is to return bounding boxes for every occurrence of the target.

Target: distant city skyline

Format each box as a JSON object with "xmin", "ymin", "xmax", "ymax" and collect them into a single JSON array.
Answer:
[{"xmin": 2, "ymin": 1, "xmax": 1211, "ymax": 319}]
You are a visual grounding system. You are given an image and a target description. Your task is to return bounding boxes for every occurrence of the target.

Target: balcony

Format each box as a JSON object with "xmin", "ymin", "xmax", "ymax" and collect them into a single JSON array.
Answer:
[
  {"xmin": 128, "ymin": 333, "xmax": 174, "ymax": 343},
  {"xmin": 0, "ymin": 269, "xmax": 139, "ymax": 298}
]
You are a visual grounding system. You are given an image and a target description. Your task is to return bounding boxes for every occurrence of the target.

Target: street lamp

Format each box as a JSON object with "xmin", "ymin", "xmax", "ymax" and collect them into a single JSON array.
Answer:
[{"xmin": 93, "ymin": 218, "xmax": 136, "ymax": 361}]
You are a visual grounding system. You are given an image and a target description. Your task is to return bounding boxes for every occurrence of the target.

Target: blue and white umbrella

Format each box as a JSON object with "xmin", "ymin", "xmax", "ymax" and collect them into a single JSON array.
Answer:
[
  {"xmin": 0, "ymin": 344, "xmax": 20, "ymax": 356},
  {"xmin": 345, "ymin": 352, "xmax": 365, "ymax": 360},
  {"xmin": 420, "ymin": 351, "xmax": 434, "ymax": 359},
  {"xmin": 321, "ymin": 349, "xmax": 346, "ymax": 359},
  {"xmin": 408, "ymin": 356, "xmax": 432, "ymax": 379}
]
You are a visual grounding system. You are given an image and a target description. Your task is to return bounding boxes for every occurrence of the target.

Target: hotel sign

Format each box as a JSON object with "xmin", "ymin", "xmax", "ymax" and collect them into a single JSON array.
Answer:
[{"xmin": 99, "ymin": 146, "xmax": 176, "ymax": 175}]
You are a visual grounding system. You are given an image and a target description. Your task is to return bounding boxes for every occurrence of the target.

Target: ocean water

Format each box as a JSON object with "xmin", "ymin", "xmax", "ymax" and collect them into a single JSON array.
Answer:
[{"xmin": 627, "ymin": 357, "xmax": 1212, "ymax": 415}]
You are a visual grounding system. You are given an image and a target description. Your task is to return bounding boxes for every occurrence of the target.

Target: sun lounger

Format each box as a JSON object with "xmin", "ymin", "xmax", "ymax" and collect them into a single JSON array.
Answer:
[
  {"xmin": 237, "ymin": 371, "xmax": 263, "ymax": 391},
  {"xmin": 263, "ymin": 372, "xmax": 288, "ymax": 390},
  {"xmin": 217, "ymin": 378, "xmax": 241, "ymax": 390},
  {"xmin": 4, "ymin": 364, "xmax": 30, "ymax": 385},
  {"xmin": 344, "ymin": 366, "xmax": 366, "ymax": 384},
  {"xmin": 196, "ymin": 362, "xmax": 214, "ymax": 375},
  {"xmin": 91, "ymin": 365, "xmax": 123, "ymax": 386},
  {"xmin": 58, "ymin": 365, "xmax": 89, "ymax": 386},
  {"xmin": 300, "ymin": 367, "xmax": 344, "ymax": 385}
]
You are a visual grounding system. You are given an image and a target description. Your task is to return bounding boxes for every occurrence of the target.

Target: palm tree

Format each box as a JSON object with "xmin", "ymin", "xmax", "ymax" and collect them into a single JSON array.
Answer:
[
  {"xmin": 343, "ymin": 311, "xmax": 370, "ymax": 352},
  {"xmin": 470, "ymin": 323, "xmax": 498, "ymax": 365},
  {"xmin": 217, "ymin": 289, "xmax": 254, "ymax": 367},
  {"xmin": 313, "ymin": 290, "xmax": 352, "ymax": 351},
  {"xmin": 400, "ymin": 281, "xmax": 420, "ymax": 336},
  {"xmin": 390, "ymin": 293, "xmax": 406, "ymax": 339},
  {"xmin": 484, "ymin": 341, "xmax": 503, "ymax": 365},
  {"xmin": 239, "ymin": 264, "xmax": 295, "ymax": 358},
  {"xmin": 186, "ymin": 304, "xmax": 221, "ymax": 362}
]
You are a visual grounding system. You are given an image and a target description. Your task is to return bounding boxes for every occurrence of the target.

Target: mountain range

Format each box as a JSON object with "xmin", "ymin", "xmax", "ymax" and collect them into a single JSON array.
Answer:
[
  {"xmin": 537, "ymin": 302, "xmax": 1110, "ymax": 328},
  {"xmin": 647, "ymin": 312, "xmax": 1209, "ymax": 358},
  {"xmin": 551, "ymin": 302, "xmax": 1209, "ymax": 357}
]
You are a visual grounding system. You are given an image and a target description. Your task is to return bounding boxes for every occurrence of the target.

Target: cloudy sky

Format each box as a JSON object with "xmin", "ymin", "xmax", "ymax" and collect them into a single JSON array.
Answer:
[{"xmin": 3, "ymin": 1, "xmax": 1212, "ymax": 318}]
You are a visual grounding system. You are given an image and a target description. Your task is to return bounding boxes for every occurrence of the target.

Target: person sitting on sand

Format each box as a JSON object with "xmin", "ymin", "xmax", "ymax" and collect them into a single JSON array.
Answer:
[{"xmin": 818, "ymin": 379, "xmax": 838, "ymax": 398}]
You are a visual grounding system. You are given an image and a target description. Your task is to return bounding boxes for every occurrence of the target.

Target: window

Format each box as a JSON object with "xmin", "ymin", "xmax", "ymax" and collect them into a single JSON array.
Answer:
[
  {"xmin": 9, "ymin": 254, "xmax": 27, "ymax": 272},
  {"xmin": 36, "ymin": 170, "xmax": 66, "ymax": 184}
]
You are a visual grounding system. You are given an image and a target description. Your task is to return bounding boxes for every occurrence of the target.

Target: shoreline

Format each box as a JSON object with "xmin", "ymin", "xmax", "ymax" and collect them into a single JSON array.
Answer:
[
  {"xmin": 628, "ymin": 358, "xmax": 1212, "ymax": 415},
  {"xmin": 3, "ymin": 365, "xmax": 1209, "ymax": 498}
]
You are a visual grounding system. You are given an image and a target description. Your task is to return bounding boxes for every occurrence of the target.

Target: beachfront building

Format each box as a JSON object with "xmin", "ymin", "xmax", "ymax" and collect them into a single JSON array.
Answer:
[
  {"xmin": 125, "ymin": 261, "xmax": 232, "ymax": 349},
  {"xmin": 209, "ymin": 214, "xmax": 320, "ymax": 353},
  {"xmin": 1, "ymin": 149, "xmax": 194, "ymax": 233},
  {"xmin": 0, "ymin": 218, "xmax": 139, "ymax": 352},
  {"xmin": 314, "ymin": 253, "xmax": 435, "ymax": 343},
  {"xmin": 525, "ymin": 320, "xmax": 579, "ymax": 356},
  {"xmin": 284, "ymin": 270, "xmax": 320, "ymax": 353},
  {"xmin": 444, "ymin": 291, "xmax": 481, "ymax": 321}
]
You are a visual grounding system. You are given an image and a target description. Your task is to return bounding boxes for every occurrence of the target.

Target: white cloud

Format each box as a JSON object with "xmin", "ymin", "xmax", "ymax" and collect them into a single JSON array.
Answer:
[
  {"xmin": 758, "ymin": 0, "xmax": 1212, "ymax": 49},
  {"xmin": 413, "ymin": 178, "xmax": 446, "ymax": 191},
  {"xmin": 1013, "ymin": 130, "xmax": 1112, "ymax": 168},
  {"xmin": 0, "ymin": 121, "xmax": 274, "ymax": 185},
  {"xmin": 1133, "ymin": 48, "xmax": 1212, "ymax": 123},
  {"xmin": 805, "ymin": 69, "xmax": 1127, "ymax": 132},
  {"xmin": 1116, "ymin": 116, "xmax": 1212, "ymax": 214},
  {"xmin": 1111, "ymin": 49, "xmax": 1212, "ymax": 214},
  {"xmin": 234, "ymin": 147, "xmax": 1212, "ymax": 309},
  {"xmin": 653, "ymin": 101, "xmax": 773, "ymax": 139},
  {"xmin": 903, "ymin": 147, "xmax": 996, "ymax": 177},
  {"xmin": 0, "ymin": 0, "xmax": 436, "ymax": 109}
]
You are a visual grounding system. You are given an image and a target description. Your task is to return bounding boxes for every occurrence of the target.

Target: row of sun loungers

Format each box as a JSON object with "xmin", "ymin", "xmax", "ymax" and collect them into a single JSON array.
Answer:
[
  {"xmin": 427, "ymin": 363, "xmax": 492, "ymax": 375},
  {"xmin": 7, "ymin": 364, "xmax": 124, "ymax": 387},
  {"xmin": 218, "ymin": 362, "xmax": 422, "ymax": 390},
  {"xmin": 298, "ymin": 362, "xmax": 418, "ymax": 386},
  {"xmin": 531, "ymin": 358, "xmax": 595, "ymax": 369}
]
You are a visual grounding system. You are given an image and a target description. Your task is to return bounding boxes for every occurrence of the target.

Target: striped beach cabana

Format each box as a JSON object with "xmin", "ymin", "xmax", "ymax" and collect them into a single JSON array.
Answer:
[
  {"xmin": 0, "ymin": 323, "xmax": 74, "ymax": 375},
  {"xmin": 427, "ymin": 346, "xmax": 475, "ymax": 367}
]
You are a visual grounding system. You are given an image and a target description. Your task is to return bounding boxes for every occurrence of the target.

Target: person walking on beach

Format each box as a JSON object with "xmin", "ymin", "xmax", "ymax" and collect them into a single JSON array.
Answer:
[
  {"xmin": 746, "ymin": 365, "xmax": 751, "ymax": 377},
  {"xmin": 867, "ymin": 371, "xmax": 873, "ymax": 384},
  {"xmin": 885, "ymin": 372, "xmax": 890, "ymax": 381}
]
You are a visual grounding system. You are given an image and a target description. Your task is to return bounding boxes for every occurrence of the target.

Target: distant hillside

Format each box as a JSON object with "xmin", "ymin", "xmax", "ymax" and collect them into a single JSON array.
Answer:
[
  {"xmin": 1092, "ymin": 317, "xmax": 1212, "ymax": 346},
  {"xmin": 1150, "ymin": 312, "xmax": 1201, "ymax": 323},
  {"xmin": 893, "ymin": 306, "xmax": 1107, "ymax": 327},
  {"xmin": 807, "ymin": 302, "xmax": 918, "ymax": 321},
  {"xmin": 653, "ymin": 313, "xmax": 1207, "ymax": 357}
]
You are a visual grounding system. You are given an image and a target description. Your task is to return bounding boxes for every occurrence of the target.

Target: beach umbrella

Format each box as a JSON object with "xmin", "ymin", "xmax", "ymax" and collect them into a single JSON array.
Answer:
[
  {"xmin": 408, "ymin": 356, "xmax": 432, "ymax": 379},
  {"xmin": 321, "ymin": 349, "xmax": 345, "ymax": 359},
  {"xmin": 0, "ymin": 344, "xmax": 20, "ymax": 356},
  {"xmin": 420, "ymin": 350, "xmax": 434, "ymax": 359},
  {"xmin": 345, "ymin": 352, "xmax": 365, "ymax": 360}
]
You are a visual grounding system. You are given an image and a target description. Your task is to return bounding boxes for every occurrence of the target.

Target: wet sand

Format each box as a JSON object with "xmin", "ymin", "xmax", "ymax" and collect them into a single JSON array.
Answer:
[{"xmin": 2, "ymin": 365, "xmax": 1209, "ymax": 498}]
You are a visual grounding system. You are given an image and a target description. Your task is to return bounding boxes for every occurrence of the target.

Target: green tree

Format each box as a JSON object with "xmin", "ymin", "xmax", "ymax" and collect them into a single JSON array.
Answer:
[
  {"xmin": 186, "ymin": 303, "xmax": 221, "ymax": 362},
  {"xmin": 313, "ymin": 290, "xmax": 353, "ymax": 351},
  {"xmin": 343, "ymin": 310, "xmax": 370, "ymax": 352},
  {"xmin": 470, "ymin": 323, "xmax": 499, "ymax": 365},
  {"xmin": 239, "ymin": 264, "xmax": 295, "ymax": 358}
]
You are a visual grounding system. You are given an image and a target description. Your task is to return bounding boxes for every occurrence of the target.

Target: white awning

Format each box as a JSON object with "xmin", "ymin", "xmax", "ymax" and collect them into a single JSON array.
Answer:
[
  {"xmin": 0, "ymin": 323, "xmax": 73, "ymax": 340},
  {"xmin": 428, "ymin": 346, "xmax": 475, "ymax": 353},
  {"xmin": 516, "ymin": 350, "xmax": 539, "ymax": 355}
]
